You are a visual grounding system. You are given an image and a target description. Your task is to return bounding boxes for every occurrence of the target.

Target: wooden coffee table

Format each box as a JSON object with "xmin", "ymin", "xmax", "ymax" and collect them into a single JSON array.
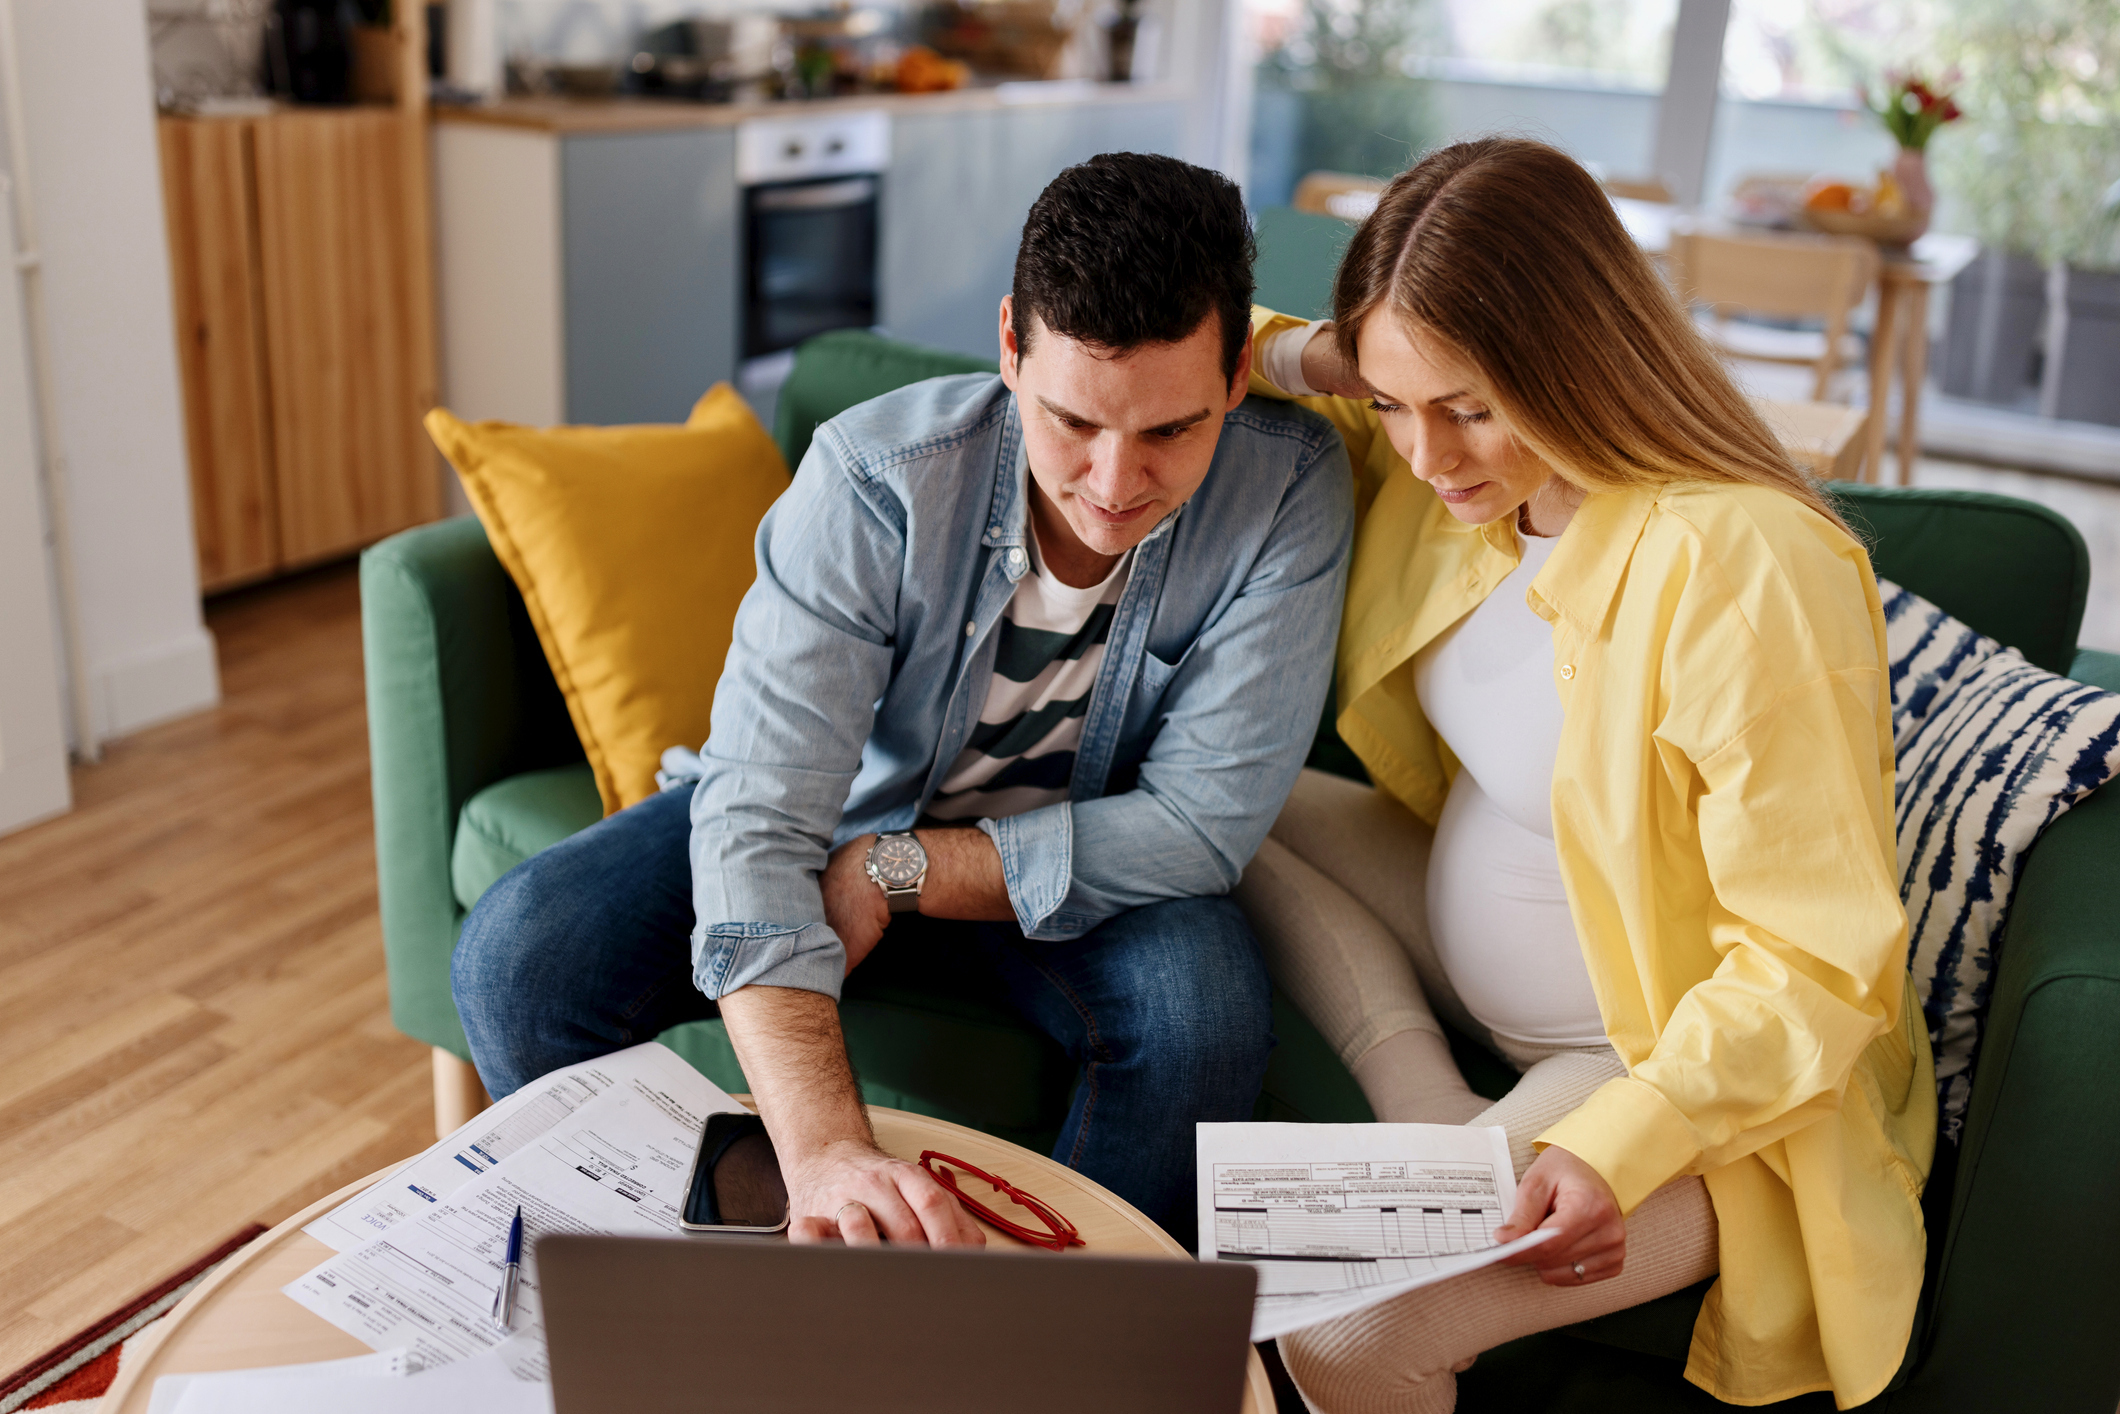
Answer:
[{"xmin": 99, "ymin": 1104, "xmax": 1275, "ymax": 1413}]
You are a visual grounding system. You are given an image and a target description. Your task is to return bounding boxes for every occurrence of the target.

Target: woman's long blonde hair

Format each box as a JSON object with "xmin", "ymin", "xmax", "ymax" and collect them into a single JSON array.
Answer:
[{"xmin": 1332, "ymin": 137, "xmax": 1852, "ymax": 534}]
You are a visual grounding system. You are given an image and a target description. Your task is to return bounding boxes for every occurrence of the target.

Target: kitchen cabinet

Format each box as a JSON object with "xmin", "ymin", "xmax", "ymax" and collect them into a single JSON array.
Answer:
[
  {"xmin": 159, "ymin": 117, "xmax": 277, "ymax": 588},
  {"xmin": 433, "ymin": 88, "xmax": 1186, "ymax": 429},
  {"xmin": 253, "ymin": 111, "xmax": 441, "ymax": 565},
  {"xmin": 435, "ymin": 122, "xmax": 741, "ymax": 429},
  {"xmin": 881, "ymin": 100, "xmax": 1186, "ymax": 358},
  {"xmin": 158, "ymin": 17, "xmax": 441, "ymax": 592},
  {"xmin": 161, "ymin": 108, "xmax": 442, "ymax": 591}
]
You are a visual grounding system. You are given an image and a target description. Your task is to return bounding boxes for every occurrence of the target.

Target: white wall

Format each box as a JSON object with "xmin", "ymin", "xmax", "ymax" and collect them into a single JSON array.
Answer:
[
  {"xmin": 0, "ymin": 149, "xmax": 68, "ymax": 836},
  {"xmin": 12, "ymin": 0, "xmax": 218, "ymax": 742}
]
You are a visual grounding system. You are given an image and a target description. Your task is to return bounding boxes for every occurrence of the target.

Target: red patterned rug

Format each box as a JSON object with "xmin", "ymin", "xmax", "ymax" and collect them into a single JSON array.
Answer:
[{"xmin": 0, "ymin": 1228, "xmax": 266, "ymax": 1413}]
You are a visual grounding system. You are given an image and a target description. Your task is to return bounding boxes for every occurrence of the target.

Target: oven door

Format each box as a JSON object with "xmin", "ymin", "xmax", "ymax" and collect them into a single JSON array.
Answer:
[{"xmin": 744, "ymin": 175, "xmax": 879, "ymax": 359}]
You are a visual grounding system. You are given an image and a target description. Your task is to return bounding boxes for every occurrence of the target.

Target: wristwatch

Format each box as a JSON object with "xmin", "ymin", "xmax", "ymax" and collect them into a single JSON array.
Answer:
[{"xmin": 864, "ymin": 832, "xmax": 929, "ymax": 913}]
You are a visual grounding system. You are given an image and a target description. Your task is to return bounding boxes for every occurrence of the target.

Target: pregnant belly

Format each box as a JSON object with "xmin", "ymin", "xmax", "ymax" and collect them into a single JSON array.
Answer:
[{"xmin": 1426, "ymin": 770, "xmax": 1608, "ymax": 1048}]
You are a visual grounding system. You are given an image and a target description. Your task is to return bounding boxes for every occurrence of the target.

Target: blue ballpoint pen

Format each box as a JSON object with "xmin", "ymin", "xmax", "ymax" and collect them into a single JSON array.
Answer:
[{"xmin": 492, "ymin": 1204, "xmax": 523, "ymax": 1328}]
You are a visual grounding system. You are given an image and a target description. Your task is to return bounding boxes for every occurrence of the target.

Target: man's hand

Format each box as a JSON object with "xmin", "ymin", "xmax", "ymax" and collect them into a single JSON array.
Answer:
[
  {"xmin": 1494, "ymin": 1144, "xmax": 1627, "ymax": 1286},
  {"xmin": 1300, "ymin": 321, "xmax": 1368, "ymax": 400},
  {"xmin": 821, "ymin": 835, "xmax": 890, "ymax": 974},
  {"xmin": 717, "ymin": 985, "xmax": 985, "ymax": 1249},
  {"xmin": 783, "ymin": 1137, "xmax": 986, "ymax": 1247}
]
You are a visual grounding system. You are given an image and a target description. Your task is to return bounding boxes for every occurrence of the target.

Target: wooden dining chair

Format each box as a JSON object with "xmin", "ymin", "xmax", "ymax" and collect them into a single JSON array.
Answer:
[
  {"xmin": 1293, "ymin": 170, "xmax": 1385, "ymax": 222},
  {"xmin": 1667, "ymin": 227, "xmax": 1879, "ymax": 403},
  {"xmin": 1751, "ymin": 395, "xmax": 1869, "ymax": 482}
]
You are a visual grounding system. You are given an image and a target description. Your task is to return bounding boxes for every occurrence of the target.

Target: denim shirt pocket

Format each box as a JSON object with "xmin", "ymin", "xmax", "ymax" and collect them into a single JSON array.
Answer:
[{"xmin": 1119, "ymin": 646, "xmax": 1189, "ymax": 747}]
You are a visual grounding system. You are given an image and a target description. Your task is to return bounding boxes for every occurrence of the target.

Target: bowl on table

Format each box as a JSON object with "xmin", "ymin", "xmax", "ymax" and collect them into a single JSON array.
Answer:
[{"xmin": 1800, "ymin": 207, "xmax": 1929, "ymax": 247}]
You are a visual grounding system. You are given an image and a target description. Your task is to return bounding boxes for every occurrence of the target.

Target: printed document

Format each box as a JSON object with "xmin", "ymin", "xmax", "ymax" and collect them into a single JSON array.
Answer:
[
  {"xmin": 308, "ymin": 1042, "xmax": 713, "ymax": 1252},
  {"xmin": 286, "ymin": 1043, "xmax": 742, "ymax": 1376},
  {"xmin": 148, "ymin": 1349, "xmax": 405, "ymax": 1414},
  {"xmin": 162, "ymin": 1346, "xmax": 551, "ymax": 1414},
  {"xmin": 1197, "ymin": 1122, "xmax": 1555, "ymax": 1340}
]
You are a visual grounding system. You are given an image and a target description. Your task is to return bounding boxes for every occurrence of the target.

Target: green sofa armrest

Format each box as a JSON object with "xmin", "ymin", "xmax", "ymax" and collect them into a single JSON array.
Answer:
[
  {"xmin": 362, "ymin": 516, "xmax": 582, "ymax": 1059},
  {"xmin": 1893, "ymin": 773, "xmax": 2120, "ymax": 1413}
]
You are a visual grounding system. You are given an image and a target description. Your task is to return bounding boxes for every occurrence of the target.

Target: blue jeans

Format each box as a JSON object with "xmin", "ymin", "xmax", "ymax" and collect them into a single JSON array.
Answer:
[{"xmin": 452, "ymin": 788, "xmax": 1275, "ymax": 1241}]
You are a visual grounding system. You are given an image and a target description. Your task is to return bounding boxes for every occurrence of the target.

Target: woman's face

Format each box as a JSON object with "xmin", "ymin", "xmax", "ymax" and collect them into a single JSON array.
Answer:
[{"xmin": 1353, "ymin": 313, "xmax": 1553, "ymax": 528}]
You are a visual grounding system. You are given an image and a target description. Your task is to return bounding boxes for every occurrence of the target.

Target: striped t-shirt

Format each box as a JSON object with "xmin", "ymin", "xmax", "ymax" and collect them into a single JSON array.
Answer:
[{"xmin": 924, "ymin": 533, "xmax": 1132, "ymax": 822}]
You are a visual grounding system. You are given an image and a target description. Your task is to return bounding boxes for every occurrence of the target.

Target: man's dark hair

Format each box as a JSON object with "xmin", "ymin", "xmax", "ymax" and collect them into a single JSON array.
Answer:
[{"xmin": 1012, "ymin": 152, "xmax": 1256, "ymax": 384}]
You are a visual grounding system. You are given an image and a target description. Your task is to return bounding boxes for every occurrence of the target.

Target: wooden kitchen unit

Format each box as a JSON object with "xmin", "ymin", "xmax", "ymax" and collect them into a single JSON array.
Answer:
[{"xmin": 158, "ymin": 11, "xmax": 441, "ymax": 593}]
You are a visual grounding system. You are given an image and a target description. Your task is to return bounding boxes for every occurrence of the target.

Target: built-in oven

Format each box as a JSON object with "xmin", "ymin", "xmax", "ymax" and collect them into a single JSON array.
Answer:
[{"xmin": 737, "ymin": 111, "xmax": 889, "ymax": 362}]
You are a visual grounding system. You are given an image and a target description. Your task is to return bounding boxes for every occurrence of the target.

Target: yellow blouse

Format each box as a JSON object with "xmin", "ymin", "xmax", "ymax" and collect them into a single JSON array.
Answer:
[{"xmin": 1251, "ymin": 308, "xmax": 1936, "ymax": 1408}]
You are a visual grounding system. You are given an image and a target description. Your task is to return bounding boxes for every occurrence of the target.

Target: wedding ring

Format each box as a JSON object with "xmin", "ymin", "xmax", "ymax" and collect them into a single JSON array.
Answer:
[
  {"xmin": 1572, "ymin": 1262, "xmax": 1587, "ymax": 1282},
  {"xmin": 835, "ymin": 1201, "xmax": 870, "ymax": 1226}
]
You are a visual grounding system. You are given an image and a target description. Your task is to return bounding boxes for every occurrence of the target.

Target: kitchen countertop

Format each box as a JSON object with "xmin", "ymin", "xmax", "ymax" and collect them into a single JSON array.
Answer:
[{"xmin": 433, "ymin": 80, "xmax": 1186, "ymax": 133}]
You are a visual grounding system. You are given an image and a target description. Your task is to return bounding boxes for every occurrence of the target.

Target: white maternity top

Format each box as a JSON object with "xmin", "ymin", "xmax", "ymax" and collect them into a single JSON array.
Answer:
[{"xmin": 1412, "ymin": 530, "xmax": 1608, "ymax": 1049}]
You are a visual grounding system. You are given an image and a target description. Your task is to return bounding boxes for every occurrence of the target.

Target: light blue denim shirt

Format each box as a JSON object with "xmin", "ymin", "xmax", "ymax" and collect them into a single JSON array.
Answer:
[{"xmin": 685, "ymin": 373, "xmax": 1352, "ymax": 1001}]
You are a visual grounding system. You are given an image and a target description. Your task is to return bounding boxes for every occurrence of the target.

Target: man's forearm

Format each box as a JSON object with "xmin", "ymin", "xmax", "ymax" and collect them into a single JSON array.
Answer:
[
  {"xmin": 913, "ymin": 826, "xmax": 1015, "ymax": 921},
  {"xmin": 717, "ymin": 985, "xmax": 873, "ymax": 1155}
]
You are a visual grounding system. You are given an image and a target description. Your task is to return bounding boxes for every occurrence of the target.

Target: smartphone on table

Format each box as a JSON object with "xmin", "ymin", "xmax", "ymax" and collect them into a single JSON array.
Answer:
[{"xmin": 681, "ymin": 1111, "xmax": 791, "ymax": 1234}]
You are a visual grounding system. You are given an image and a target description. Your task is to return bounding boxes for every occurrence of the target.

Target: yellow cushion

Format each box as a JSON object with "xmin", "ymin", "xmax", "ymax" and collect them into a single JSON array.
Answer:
[{"xmin": 426, "ymin": 385, "xmax": 788, "ymax": 815}]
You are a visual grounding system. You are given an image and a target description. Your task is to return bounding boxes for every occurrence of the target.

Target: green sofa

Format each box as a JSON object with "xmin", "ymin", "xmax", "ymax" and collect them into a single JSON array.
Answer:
[{"xmin": 363, "ymin": 330, "xmax": 2120, "ymax": 1412}]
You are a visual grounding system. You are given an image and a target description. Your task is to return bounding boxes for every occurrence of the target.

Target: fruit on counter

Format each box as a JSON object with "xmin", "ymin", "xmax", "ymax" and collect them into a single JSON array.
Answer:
[{"xmin": 895, "ymin": 45, "xmax": 970, "ymax": 92}]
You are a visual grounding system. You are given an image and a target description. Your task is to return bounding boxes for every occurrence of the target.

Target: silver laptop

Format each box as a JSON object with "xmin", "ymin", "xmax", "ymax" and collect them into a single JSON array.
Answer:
[{"xmin": 539, "ymin": 1234, "xmax": 1258, "ymax": 1413}]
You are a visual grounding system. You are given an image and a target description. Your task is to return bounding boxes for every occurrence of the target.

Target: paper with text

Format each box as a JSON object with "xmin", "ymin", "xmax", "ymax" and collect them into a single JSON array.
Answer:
[
  {"xmin": 307, "ymin": 1043, "xmax": 713, "ymax": 1252},
  {"xmin": 1197, "ymin": 1122, "xmax": 1555, "ymax": 1341},
  {"xmin": 285, "ymin": 1046, "xmax": 743, "ymax": 1375}
]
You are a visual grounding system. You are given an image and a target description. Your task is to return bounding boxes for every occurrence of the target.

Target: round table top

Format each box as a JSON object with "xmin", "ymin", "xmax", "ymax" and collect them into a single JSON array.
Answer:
[{"xmin": 98, "ymin": 1104, "xmax": 1273, "ymax": 1414}]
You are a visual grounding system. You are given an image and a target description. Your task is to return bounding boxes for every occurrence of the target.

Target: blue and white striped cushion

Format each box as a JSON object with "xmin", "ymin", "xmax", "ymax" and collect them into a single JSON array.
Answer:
[{"xmin": 1882, "ymin": 579, "xmax": 2120, "ymax": 1141}]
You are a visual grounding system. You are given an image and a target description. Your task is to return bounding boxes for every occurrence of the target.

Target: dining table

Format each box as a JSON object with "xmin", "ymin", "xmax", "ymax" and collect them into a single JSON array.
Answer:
[{"xmin": 1612, "ymin": 196, "xmax": 1979, "ymax": 485}]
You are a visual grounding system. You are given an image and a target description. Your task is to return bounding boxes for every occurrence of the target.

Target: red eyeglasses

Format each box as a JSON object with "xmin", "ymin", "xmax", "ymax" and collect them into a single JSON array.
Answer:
[{"xmin": 918, "ymin": 1150, "xmax": 1087, "ymax": 1252}]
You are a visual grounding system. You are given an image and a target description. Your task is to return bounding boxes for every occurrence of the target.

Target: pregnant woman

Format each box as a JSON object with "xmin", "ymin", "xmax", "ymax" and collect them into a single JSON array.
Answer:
[{"xmin": 1234, "ymin": 138, "xmax": 1935, "ymax": 1411}]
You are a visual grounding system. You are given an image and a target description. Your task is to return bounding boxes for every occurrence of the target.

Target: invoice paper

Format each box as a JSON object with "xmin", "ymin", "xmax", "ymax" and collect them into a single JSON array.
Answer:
[
  {"xmin": 164, "ymin": 1347, "xmax": 552, "ymax": 1414},
  {"xmin": 1197, "ymin": 1122, "xmax": 1555, "ymax": 1341},
  {"xmin": 148, "ymin": 1349, "xmax": 406, "ymax": 1414},
  {"xmin": 285, "ymin": 1054, "xmax": 742, "ymax": 1375},
  {"xmin": 308, "ymin": 1042, "xmax": 715, "ymax": 1252}
]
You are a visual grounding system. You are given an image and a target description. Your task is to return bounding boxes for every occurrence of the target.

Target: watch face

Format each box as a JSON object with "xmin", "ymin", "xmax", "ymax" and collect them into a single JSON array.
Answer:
[{"xmin": 871, "ymin": 835, "xmax": 926, "ymax": 887}]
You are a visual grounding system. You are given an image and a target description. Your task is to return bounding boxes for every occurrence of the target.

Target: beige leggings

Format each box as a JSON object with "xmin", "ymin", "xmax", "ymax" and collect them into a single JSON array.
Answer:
[{"xmin": 1233, "ymin": 769, "xmax": 1718, "ymax": 1414}]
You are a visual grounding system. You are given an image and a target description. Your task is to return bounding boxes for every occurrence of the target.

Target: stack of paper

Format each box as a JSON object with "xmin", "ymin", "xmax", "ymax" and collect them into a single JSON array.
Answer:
[
  {"xmin": 284, "ymin": 1043, "xmax": 745, "ymax": 1379},
  {"xmin": 1196, "ymin": 1122, "xmax": 1555, "ymax": 1341}
]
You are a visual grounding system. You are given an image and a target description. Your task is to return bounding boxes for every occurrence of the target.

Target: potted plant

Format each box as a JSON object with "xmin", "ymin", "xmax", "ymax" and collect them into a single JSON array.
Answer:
[{"xmin": 1866, "ymin": 71, "xmax": 1962, "ymax": 234}]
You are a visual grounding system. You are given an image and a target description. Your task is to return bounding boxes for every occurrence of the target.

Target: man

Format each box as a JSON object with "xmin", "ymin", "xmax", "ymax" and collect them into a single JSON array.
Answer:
[{"xmin": 453, "ymin": 152, "xmax": 1352, "ymax": 1246}]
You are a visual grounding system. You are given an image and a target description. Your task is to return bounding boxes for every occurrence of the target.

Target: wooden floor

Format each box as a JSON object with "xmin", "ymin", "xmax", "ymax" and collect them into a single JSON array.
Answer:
[{"xmin": 0, "ymin": 562, "xmax": 431, "ymax": 1378}]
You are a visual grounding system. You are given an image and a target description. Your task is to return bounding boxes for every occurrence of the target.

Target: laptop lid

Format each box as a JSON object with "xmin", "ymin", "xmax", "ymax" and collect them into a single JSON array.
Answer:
[{"xmin": 539, "ymin": 1235, "xmax": 1258, "ymax": 1413}]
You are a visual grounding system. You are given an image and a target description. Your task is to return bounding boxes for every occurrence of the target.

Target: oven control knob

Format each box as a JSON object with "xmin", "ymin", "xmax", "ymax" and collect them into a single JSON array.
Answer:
[{"xmin": 784, "ymin": 140, "xmax": 803, "ymax": 158}]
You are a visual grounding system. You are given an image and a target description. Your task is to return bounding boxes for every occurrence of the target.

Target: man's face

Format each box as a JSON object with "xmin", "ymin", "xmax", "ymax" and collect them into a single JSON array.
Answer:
[{"xmin": 998, "ymin": 298, "xmax": 1251, "ymax": 560}]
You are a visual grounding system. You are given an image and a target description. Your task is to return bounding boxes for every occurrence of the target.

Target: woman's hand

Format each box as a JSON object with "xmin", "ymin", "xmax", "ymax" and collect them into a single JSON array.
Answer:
[
  {"xmin": 1299, "ymin": 322, "xmax": 1368, "ymax": 400},
  {"xmin": 1494, "ymin": 1144, "xmax": 1627, "ymax": 1286}
]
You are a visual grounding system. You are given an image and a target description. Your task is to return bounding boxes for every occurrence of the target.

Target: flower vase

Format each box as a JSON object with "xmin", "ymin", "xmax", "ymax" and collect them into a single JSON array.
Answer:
[{"xmin": 1893, "ymin": 148, "xmax": 1934, "ymax": 239}]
